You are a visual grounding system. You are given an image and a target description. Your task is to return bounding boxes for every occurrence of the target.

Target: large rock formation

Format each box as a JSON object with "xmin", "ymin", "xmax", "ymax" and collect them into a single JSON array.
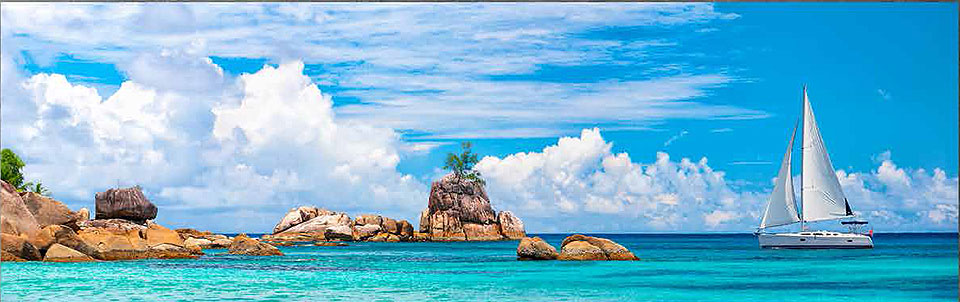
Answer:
[
  {"xmin": 0, "ymin": 181, "xmax": 206, "ymax": 262},
  {"xmin": 284, "ymin": 211, "xmax": 352, "ymax": 234},
  {"xmin": 273, "ymin": 206, "xmax": 326, "ymax": 233},
  {"xmin": 76, "ymin": 219, "xmax": 199, "ymax": 260},
  {"xmin": 95, "ymin": 186, "xmax": 158, "ymax": 222},
  {"xmin": 228, "ymin": 234, "xmax": 283, "ymax": 256},
  {"xmin": 558, "ymin": 234, "xmax": 639, "ymax": 261},
  {"xmin": 428, "ymin": 174, "xmax": 496, "ymax": 224},
  {"xmin": 418, "ymin": 174, "xmax": 525, "ymax": 241},
  {"xmin": 21, "ymin": 192, "xmax": 81, "ymax": 230},
  {"xmin": 1, "ymin": 181, "xmax": 41, "ymax": 238},
  {"xmin": 264, "ymin": 207, "xmax": 415, "ymax": 243},
  {"xmin": 517, "ymin": 236, "xmax": 559, "ymax": 260}
]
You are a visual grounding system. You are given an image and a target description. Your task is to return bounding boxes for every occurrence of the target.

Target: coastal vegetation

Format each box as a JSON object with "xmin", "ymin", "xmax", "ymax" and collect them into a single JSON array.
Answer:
[
  {"xmin": 1, "ymin": 148, "xmax": 50, "ymax": 196},
  {"xmin": 1, "ymin": 148, "xmax": 26, "ymax": 191},
  {"xmin": 443, "ymin": 142, "xmax": 485, "ymax": 186}
]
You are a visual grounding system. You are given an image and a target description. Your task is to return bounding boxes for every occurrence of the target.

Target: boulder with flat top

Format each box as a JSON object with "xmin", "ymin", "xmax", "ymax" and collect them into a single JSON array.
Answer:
[{"xmin": 95, "ymin": 186, "xmax": 157, "ymax": 222}]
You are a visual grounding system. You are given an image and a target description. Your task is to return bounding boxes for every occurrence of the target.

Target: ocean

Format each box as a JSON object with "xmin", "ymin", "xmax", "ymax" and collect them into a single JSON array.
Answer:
[{"xmin": 1, "ymin": 233, "xmax": 956, "ymax": 301}]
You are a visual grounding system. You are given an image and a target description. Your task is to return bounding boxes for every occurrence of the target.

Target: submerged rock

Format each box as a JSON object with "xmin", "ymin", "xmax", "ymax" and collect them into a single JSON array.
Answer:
[
  {"xmin": 228, "ymin": 234, "xmax": 283, "ymax": 256},
  {"xmin": 43, "ymin": 243, "xmax": 95, "ymax": 262},
  {"xmin": 314, "ymin": 242, "xmax": 349, "ymax": 247},
  {"xmin": 147, "ymin": 243, "xmax": 198, "ymax": 259},
  {"xmin": 558, "ymin": 234, "xmax": 638, "ymax": 261},
  {"xmin": 517, "ymin": 237, "xmax": 558, "ymax": 260},
  {"xmin": 95, "ymin": 187, "xmax": 158, "ymax": 222}
]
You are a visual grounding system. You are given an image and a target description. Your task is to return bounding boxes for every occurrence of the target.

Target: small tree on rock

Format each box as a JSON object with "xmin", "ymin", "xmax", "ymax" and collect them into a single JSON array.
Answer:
[
  {"xmin": 1, "ymin": 148, "xmax": 26, "ymax": 190},
  {"xmin": 443, "ymin": 142, "xmax": 485, "ymax": 186}
]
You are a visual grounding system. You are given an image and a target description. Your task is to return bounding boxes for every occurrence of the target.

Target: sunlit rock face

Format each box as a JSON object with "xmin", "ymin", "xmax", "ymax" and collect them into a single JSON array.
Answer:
[{"xmin": 418, "ymin": 173, "xmax": 525, "ymax": 241}]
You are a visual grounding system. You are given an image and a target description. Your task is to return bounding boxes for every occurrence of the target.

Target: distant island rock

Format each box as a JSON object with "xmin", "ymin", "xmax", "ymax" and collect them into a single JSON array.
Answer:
[
  {"xmin": 517, "ymin": 236, "xmax": 558, "ymax": 260},
  {"xmin": 418, "ymin": 173, "xmax": 525, "ymax": 241},
  {"xmin": 264, "ymin": 174, "xmax": 527, "ymax": 244},
  {"xmin": 558, "ymin": 234, "xmax": 639, "ymax": 261},
  {"xmin": 516, "ymin": 235, "xmax": 639, "ymax": 261},
  {"xmin": 262, "ymin": 206, "xmax": 417, "ymax": 244}
]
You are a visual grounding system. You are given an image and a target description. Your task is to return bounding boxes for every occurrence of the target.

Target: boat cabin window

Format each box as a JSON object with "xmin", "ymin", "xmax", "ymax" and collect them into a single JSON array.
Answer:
[
  {"xmin": 813, "ymin": 233, "xmax": 823, "ymax": 236},
  {"xmin": 800, "ymin": 233, "xmax": 811, "ymax": 235}
]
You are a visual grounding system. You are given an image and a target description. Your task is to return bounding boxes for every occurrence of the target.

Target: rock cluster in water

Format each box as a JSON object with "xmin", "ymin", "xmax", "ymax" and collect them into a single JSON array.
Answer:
[
  {"xmin": 264, "ymin": 174, "xmax": 527, "ymax": 244},
  {"xmin": 418, "ymin": 173, "xmax": 525, "ymax": 241},
  {"xmin": 516, "ymin": 234, "xmax": 639, "ymax": 261},
  {"xmin": 261, "ymin": 206, "xmax": 418, "ymax": 245},
  {"xmin": 0, "ymin": 181, "xmax": 281, "ymax": 262}
]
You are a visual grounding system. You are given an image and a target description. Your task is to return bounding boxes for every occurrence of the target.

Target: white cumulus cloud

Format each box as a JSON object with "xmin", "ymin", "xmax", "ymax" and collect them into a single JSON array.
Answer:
[
  {"xmin": 1, "ymin": 58, "xmax": 428, "ymax": 232},
  {"xmin": 476, "ymin": 130, "xmax": 958, "ymax": 232},
  {"xmin": 476, "ymin": 128, "xmax": 758, "ymax": 232}
]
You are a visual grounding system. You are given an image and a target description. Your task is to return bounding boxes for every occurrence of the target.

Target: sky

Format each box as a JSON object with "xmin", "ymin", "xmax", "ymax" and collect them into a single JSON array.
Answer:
[{"xmin": 0, "ymin": 3, "xmax": 956, "ymax": 233}]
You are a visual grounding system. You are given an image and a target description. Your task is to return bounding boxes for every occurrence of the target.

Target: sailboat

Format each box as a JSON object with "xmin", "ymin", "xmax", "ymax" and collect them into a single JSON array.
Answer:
[{"xmin": 756, "ymin": 86, "xmax": 873, "ymax": 249}]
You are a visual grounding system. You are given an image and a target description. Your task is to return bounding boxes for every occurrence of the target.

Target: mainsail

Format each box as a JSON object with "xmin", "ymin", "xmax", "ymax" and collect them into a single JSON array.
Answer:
[
  {"xmin": 801, "ymin": 88, "xmax": 853, "ymax": 222},
  {"xmin": 759, "ymin": 122, "xmax": 801, "ymax": 229}
]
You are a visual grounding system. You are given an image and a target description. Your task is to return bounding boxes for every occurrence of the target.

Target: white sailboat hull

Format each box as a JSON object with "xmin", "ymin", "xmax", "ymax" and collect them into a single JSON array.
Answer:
[{"xmin": 757, "ymin": 231, "xmax": 873, "ymax": 249}]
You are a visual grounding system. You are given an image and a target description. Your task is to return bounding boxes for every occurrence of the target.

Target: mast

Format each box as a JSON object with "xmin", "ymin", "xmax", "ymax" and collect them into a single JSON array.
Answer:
[{"xmin": 800, "ymin": 84, "xmax": 805, "ymax": 232}]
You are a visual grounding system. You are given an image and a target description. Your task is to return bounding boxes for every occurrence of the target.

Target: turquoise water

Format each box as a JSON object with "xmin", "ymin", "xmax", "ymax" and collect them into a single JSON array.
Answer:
[{"xmin": 2, "ymin": 233, "xmax": 956, "ymax": 301}]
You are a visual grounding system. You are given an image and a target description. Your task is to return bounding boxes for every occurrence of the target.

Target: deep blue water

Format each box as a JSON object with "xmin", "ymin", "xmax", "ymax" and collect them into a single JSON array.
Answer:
[{"xmin": 2, "ymin": 233, "xmax": 956, "ymax": 301}]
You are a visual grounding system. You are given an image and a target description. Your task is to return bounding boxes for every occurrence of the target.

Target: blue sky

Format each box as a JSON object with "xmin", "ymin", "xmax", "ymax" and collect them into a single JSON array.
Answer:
[{"xmin": 1, "ymin": 3, "xmax": 956, "ymax": 233}]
